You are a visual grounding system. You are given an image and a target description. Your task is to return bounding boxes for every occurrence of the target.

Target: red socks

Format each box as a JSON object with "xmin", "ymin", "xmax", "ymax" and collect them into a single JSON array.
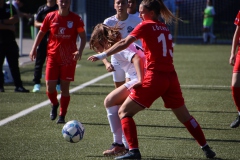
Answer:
[
  {"xmin": 47, "ymin": 91, "xmax": 58, "ymax": 106},
  {"xmin": 47, "ymin": 91, "xmax": 70, "ymax": 116},
  {"xmin": 183, "ymin": 116, "xmax": 206, "ymax": 146},
  {"xmin": 231, "ymin": 86, "xmax": 240, "ymax": 112},
  {"xmin": 121, "ymin": 117, "xmax": 138, "ymax": 149},
  {"xmin": 60, "ymin": 96, "xmax": 70, "ymax": 116}
]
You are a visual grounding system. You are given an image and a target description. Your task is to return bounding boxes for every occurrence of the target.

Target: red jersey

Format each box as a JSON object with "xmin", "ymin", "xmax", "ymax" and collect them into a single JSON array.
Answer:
[
  {"xmin": 41, "ymin": 11, "xmax": 84, "ymax": 65},
  {"xmin": 234, "ymin": 11, "xmax": 240, "ymax": 26},
  {"xmin": 130, "ymin": 20, "xmax": 174, "ymax": 72},
  {"xmin": 234, "ymin": 11, "xmax": 240, "ymax": 45}
]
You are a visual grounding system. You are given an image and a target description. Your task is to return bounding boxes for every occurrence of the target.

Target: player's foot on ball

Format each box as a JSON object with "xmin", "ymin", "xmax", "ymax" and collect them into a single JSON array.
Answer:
[
  {"xmin": 57, "ymin": 115, "xmax": 65, "ymax": 124},
  {"xmin": 114, "ymin": 149, "xmax": 141, "ymax": 159},
  {"xmin": 50, "ymin": 103, "xmax": 59, "ymax": 120},
  {"xmin": 202, "ymin": 145, "xmax": 216, "ymax": 159},
  {"xmin": 103, "ymin": 142, "xmax": 126, "ymax": 156},
  {"xmin": 230, "ymin": 115, "xmax": 240, "ymax": 128}
]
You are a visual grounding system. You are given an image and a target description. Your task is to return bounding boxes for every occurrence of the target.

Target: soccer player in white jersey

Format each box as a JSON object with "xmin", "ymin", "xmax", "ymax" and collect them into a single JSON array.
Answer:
[
  {"xmin": 89, "ymin": 23, "xmax": 145, "ymax": 156},
  {"xmin": 127, "ymin": 0, "xmax": 139, "ymax": 17},
  {"xmin": 103, "ymin": 0, "xmax": 142, "ymax": 89}
]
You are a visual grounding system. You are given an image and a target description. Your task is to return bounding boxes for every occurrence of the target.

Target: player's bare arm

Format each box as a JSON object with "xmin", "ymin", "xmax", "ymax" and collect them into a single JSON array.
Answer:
[
  {"xmin": 230, "ymin": 26, "xmax": 240, "ymax": 66},
  {"xmin": 29, "ymin": 31, "xmax": 46, "ymax": 61},
  {"xmin": 76, "ymin": 31, "xmax": 87, "ymax": 61},
  {"xmin": 131, "ymin": 54, "xmax": 144, "ymax": 89},
  {"xmin": 87, "ymin": 35, "xmax": 136, "ymax": 62}
]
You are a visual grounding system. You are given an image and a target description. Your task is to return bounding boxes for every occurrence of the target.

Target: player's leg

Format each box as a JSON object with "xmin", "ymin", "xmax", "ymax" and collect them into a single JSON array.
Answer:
[
  {"xmin": 6, "ymin": 41, "xmax": 29, "ymax": 92},
  {"xmin": 0, "ymin": 44, "xmax": 6, "ymax": 92},
  {"xmin": 103, "ymin": 84, "xmax": 131, "ymax": 156},
  {"xmin": 230, "ymin": 52, "xmax": 240, "ymax": 128},
  {"xmin": 116, "ymin": 70, "xmax": 163, "ymax": 159},
  {"xmin": 115, "ymin": 97, "xmax": 144, "ymax": 160},
  {"xmin": 171, "ymin": 105, "xmax": 216, "ymax": 158},
  {"xmin": 45, "ymin": 59, "xmax": 59, "ymax": 121},
  {"xmin": 57, "ymin": 79, "xmax": 70, "ymax": 124},
  {"xmin": 166, "ymin": 71, "xmax": 215, "ymax": 158},
  {"xmin": 32, "ymin": 43, "xmax": 47, "ymax": 92},
  {"xmin": 56, "ymin": 63, "xmax": 76, "ymax": 124}
]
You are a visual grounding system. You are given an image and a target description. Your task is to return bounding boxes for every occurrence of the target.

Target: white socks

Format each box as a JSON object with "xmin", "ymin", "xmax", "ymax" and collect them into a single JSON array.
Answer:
[
  {"xmin": 106, "ymin": 106, "xmax": 122, "ymax": 144},
  {"xmin": 106, "ymin": 106, "xmax": 129, "ymax": 149}
]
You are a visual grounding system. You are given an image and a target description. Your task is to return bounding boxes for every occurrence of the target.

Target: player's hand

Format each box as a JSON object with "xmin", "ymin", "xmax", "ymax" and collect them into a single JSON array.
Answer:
[
  {"xmin": 229, "ymin": 54, "xmax": 236, "ymax": 66},
  {"xmin": 87, "ymin": 55, "xmax": 99, "ymax": 62},
  {"xmin": 105, "ymin": 63, "xmax": 115, "ymax": 72},
  {"xmin": 73, "ymin": 51, "xmax": 82, "ymax": 61},
  {"xmin": 29, "ymin": 49, "xmax": 37, "ymax": 61},
  {"xmin": 87, "ymin": 52, "xmax": 107, "ymax": 62}
]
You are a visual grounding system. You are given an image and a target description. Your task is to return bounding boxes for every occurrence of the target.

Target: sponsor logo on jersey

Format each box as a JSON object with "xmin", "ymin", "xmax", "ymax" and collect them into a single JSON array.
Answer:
[
  {"xmin": 67, "ymin": 21, "xmax": 73, "ymax": 28},
  {"xmin": 58, "ymin": 27, "xmax": 66, "ymax": 34}
]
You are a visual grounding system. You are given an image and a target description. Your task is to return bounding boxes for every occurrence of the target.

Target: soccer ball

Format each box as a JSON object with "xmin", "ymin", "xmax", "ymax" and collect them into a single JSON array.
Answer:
[{"xmin": 62, "ymin": 120, "xmax": 84, "ymax": 143}]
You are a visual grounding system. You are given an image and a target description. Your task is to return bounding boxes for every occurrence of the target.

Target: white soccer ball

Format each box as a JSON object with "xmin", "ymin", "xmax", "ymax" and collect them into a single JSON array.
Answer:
[{"xmin": 62, "ymin": 120, "xmax": 84, "ymax": 143}]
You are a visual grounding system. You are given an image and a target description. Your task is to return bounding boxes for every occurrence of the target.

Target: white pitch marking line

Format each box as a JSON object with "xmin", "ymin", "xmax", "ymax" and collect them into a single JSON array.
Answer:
[{"xmin": 0, "ymin": 72, "xmax": 112, "ymax": 126}]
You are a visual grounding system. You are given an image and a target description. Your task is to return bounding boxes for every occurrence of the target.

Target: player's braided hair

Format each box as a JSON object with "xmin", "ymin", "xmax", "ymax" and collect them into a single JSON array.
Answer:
[
  {"xmin": 89, "ymin": 23, "xmax": 122, "ymax": 52},
  {"xmin": 141, "ymin": 0, "xmax": 179, "ymax": 24}
]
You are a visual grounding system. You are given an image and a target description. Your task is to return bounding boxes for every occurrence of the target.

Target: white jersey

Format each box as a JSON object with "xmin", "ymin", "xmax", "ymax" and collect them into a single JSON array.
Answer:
[
  {"xmin": 114, "ymin": 43, "xmax": 145, "ymax": 81},
  {"xmin": 103, "ymin": 14, "xmax": 142, "ymax": 47},
  {"xmin": 130, "ymin": 12, "xmax": 140, "ymax": 18}
]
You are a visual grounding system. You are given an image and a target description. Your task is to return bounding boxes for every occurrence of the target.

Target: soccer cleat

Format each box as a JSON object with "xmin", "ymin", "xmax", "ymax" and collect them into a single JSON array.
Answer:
[
  {"xmin": 32, "ymin": 84, "xmax": 41, "ymax": 92},
  {"xmin": 57, "ymin": 115, "xmax": 66, "ymax": 124},
  {"xmin": 56, "ymin": 84, "xmax": 61, "ymax": 93},
  {"xmin": 230, "ymin": 115, "xmax": 240, "ymax": 128},
  {"xmin": 15, "ymin": 86, "xmax": 30, "ymax": 93},
  {"xmin": 50, "ymin": 103, "xmax": 59, "ymax": 120},
  {"xmin": 103, "ymin": 143, "xmax": 126, "ymax": 156},
  {"xmin": 202, "ymin": 145, "xmax": 216, "ymax": 159},
  {"xmin": 114, "ymin": 149, "xmax": 141, "ymax": 159}
]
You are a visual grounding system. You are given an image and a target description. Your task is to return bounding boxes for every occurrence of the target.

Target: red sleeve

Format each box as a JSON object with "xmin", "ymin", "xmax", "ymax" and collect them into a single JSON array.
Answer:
[
  {"xmin": 40, "ymin": 12, "xmax": 52, "ymax": 33},
  {"xmin": 76, "ymin": 15, "xmax": 85, "ymax": 33},
  {"xmin": 129, "ymin": 22, "xmax": 146, "ymax": 40},
  {"xmin": 234, "ymin": 11, "xmax": 240, "ymax": 26}
]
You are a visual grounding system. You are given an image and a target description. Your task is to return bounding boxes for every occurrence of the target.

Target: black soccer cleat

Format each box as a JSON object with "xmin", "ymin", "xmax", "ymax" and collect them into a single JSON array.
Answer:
[
  {"xmin": 57, "ymin": 115, "xmax": 66, "ymax": 124},
  {"xmin": 0, "ymin": 86, "xmax": 5, "ymax": 92},
  {"xmin": 114, "ymin": 149, "xmax": 141, "ymax": 159},
  {"xmin": 202, "ymin": 145, "xmax": 216, "ymax": 159},
  {"xmin": 230, "ymin": 115, "xmax": 240, "ymax": 128},
  {"xmin": 50, "ymin": 103, "xmax": 59, "ymax": 120},
  {"xmin": 14, "ymin": 86, "xmax": 29, "ymax": 93}
]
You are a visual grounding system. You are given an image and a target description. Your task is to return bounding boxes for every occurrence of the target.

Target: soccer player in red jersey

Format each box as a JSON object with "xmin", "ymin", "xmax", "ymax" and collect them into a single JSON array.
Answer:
[
  {"xmin": 88, "ymin": 0, "xmax": 216, "ymax": 159},
  {"xmin": 29, "ymin": 0, "xmax": 86, "ymax": 124},
  {"xmin": 229, "ymin": 10, "xmax": 240, "ymax": 128}
]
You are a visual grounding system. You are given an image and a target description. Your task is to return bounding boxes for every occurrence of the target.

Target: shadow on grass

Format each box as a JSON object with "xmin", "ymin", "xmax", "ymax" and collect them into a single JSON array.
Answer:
[
  {"xmin": 85, "ymin": 155, "xmax": 175, "ymax": 160},
  {"xmin": 139, "ymin": 134, "xmax": 240, "ymax": 144},
  {"xmin": 147, "ymin": 108, "xmax": 236, "ymax": 114}
]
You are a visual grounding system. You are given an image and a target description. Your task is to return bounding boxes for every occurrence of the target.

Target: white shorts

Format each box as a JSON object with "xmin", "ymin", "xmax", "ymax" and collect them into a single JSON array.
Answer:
[
  {"xmin": 124, "ymin": 78, "xmax": 138, "ymax": 89},
  {"xmin": 112, "ymin": 64, "xmax": 126, "ymax": 82}
]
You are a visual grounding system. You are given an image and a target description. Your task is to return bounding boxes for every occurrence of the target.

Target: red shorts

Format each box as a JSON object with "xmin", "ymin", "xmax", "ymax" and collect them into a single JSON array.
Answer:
[
  {"xmin": 45, "ymin": 57, "xmax": 77, "ymax": 81},
  {"xmin": 129, "ymin": 70, "xmax": 185, "ymax": 109},
  {"xmin": 233, "ymin": 50, "xmax": 240, "ymax": 73}
]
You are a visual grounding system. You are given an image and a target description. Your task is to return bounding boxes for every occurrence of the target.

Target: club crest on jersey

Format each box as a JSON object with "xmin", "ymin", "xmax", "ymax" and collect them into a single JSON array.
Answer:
[
  {"xmin": 58, "ymin": 27, "xmax": 66, "ymax": 34},
  {"xmin": 127, "ymin": 26, "xmax": 134, "ymax": 33},
  {"xmin": 67, "ymin": 21, "xmax": 73, "ymax": 28}
]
